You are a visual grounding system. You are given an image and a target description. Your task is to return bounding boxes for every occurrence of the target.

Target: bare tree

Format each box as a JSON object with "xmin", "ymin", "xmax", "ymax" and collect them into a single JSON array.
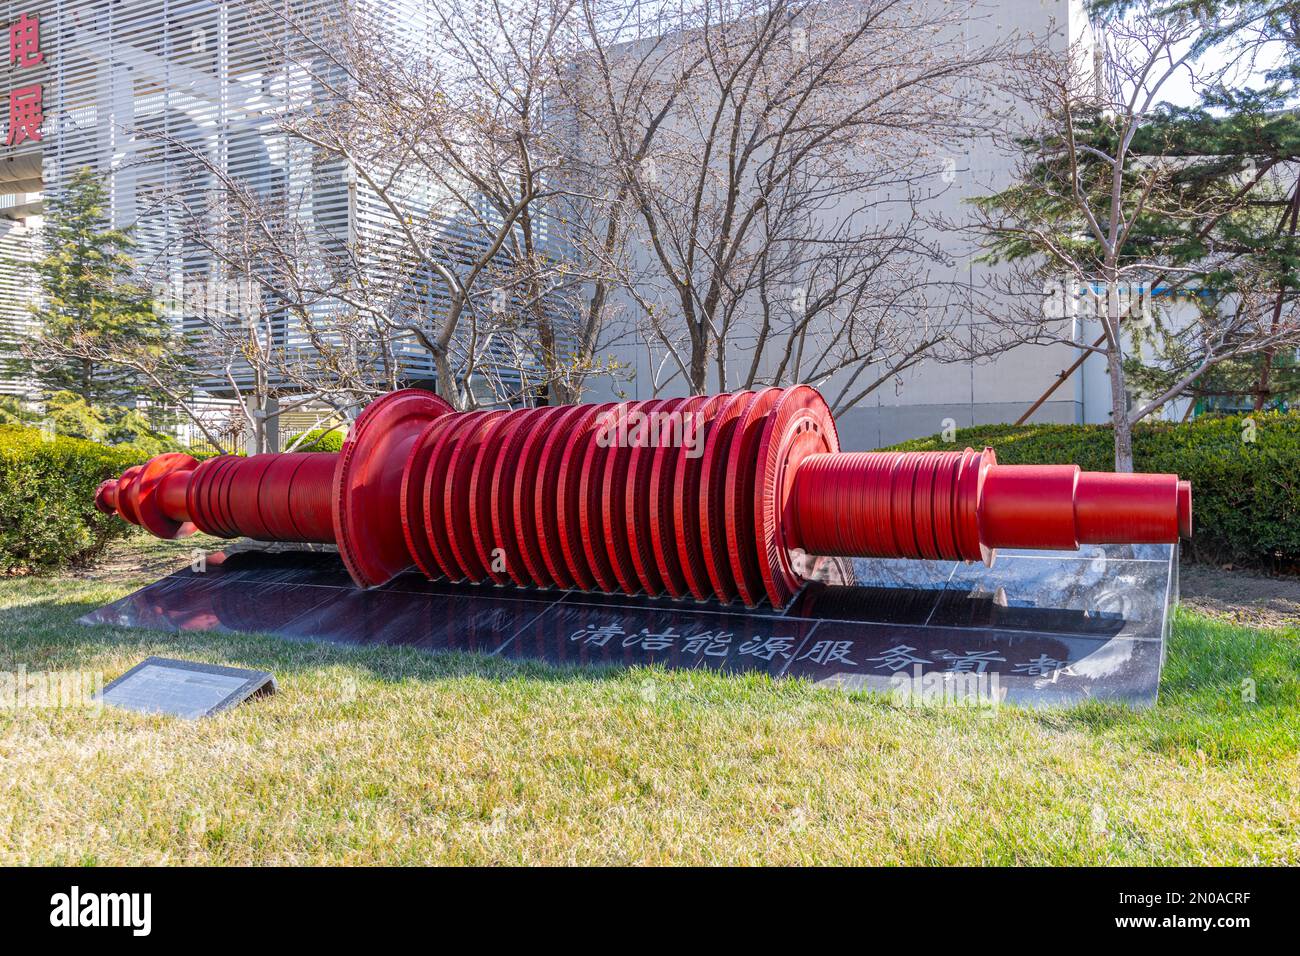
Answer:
[
  {"xmin": 567, "ymin": 0, "xmax": 1019, "ymax": 404},
  {"xmin": 116, "ymin": 123, "xmax": 421, "ymax": 452},
  {"xmin": 65, "ymin": 0, "xmax": 1031, "ymax": 440},
  {"xmin": 76, "ymin": 0, "xmax": 629, "ymax": 441},
  {"xmin": 270, "ymin": 0, "xmax": 623, "ymax": 408}
]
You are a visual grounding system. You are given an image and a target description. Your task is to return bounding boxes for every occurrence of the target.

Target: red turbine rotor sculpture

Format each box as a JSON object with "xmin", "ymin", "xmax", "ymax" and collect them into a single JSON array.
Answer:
[{"xmin": 94, "ymin": 386, "xmax": 1193, "ymax": 607}]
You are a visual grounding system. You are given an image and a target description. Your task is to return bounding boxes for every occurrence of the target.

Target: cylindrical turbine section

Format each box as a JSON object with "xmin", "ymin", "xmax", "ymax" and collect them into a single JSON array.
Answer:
[
  {"xmin": 787, "ymin": 448, "xmax": 1193, "ymax": 561},
  {"xmin": 92, "ymin": 386, "xmax": 1192, "ymax": 608}
]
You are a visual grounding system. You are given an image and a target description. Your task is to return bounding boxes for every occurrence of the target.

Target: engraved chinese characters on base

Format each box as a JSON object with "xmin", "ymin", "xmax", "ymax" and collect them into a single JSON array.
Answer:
[
  {"xmin": 80, "ymin": 543, "xmax": 1176, "ymax": 708},
  {"xmin": 500, "ymin": 601, "xmax": 817, "ymax": 675}
]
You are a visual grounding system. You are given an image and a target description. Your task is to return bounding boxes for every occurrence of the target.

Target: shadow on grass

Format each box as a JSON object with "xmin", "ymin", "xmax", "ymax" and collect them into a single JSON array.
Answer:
[{"xmin": 0, "ymin": 592, "xmax": 700, "ymax": 691}]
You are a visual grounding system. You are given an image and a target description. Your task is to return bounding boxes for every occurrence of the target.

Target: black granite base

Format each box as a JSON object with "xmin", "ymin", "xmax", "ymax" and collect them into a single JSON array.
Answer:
[{"xmin": 79, "ymin": 544, "xmax": 1177, "ymax": 708}]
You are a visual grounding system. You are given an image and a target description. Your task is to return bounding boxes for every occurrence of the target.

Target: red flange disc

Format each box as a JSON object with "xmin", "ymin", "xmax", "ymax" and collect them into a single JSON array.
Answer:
[
  {"xmin": 652, "ymin": 395, "xmax": 713, "ymax": 598},
  {"xmin": 446, "ymin": 410, "xmax": 506, "ymax": 582},
  {"xmin": 930, "ymin": 451, "xmax": 964, "ymax": 561},
  {"xmin": 890, "ymin": 453, "xmax": 920, "ymax": 558},
  {"xmin": 954, "ymin": 448, "xmax": 979, "ymax": 560},
  {"xmin": 725, "ymin": 387, "xmax": 785, "ymax": 606},
  {"xmin": 190, "ymin": 456, "xmax": 227, "ymax": 537},
  {"xmin": 531, "ymin": 405, "xmax": 589, "ymax": 589},
  {"xmin": 93, "ymin": 480, "xmax": 116, "ymax": 515},
  {"xmin": 134, "ymin": 453, "xmax": 198, "ymax": 540},
  {"xmin": 754, "ymin": 385, "xmax": 840, "ymax": 608},
  {"xmin": 577, "ymin": 403, "xmax": 621, "ymax": 590},
  {"xmin": 696, "ymin": 391, "xmax": 755, "ymax": 603},
  {"xmin": 468, "ymin": 411, "xmax": 519, "ymax": 584},
  {"xmin": 629, "ymin": 395, "xmax": 691, "ymax": 590},
  {"xmin": 673, "ymin": 395, "xmax": 727, "ymax": 600},
  {"xmin": 912, "ymin": 451, "xmax": 944, "ymax": 560},
  {"xmin": 423, "ymin": 412, "xmax": 483, "ymax": 581},
  {"xmin": 204, "ymin": 455, "xmax": 244, "ymax": 538},
  {"xmin": 955, "ymin": 446, "xmax": 996, "ymax": 563},
  {"xmin": 260, "ymin": 454, "xmax": 310, "ymax": 542},
  {"xmin": 185, "ymin": 457, "xmax": 221, "ymax": 537},
  {"xmin": 631, "ymin": 392, "xmax": 691, "ymax": 595},
  {"xmin": 613, "ymin": 400, "xmax": 670, "ymax": 595},
  {"xmin": 489, "ymin": 407, "xmax": 551, "ymax": 588},
  {"xmin": 401, "ymin": 416, "xmax": 458, "ymax": 580},
  {"xmin": 600, "ymin": 402, "xmax": 648, "ymax": 593},
  {"xmin": 227, "ymin": 454, "xmax": 278, "ymax": 541},
  {"xmin": 428, "ymin": 413, "xmax": 488, "ymax": 582},
  {"xmin": 335, "ymin": 388, "xmax": 454, "ymax": 587},
  {"xmin": 556, "ymin": 403, "xmax": 616, "ymax": 590},
  {"xmin": 213, "ymin": 452, "xmax": 247, "ymax": 539},
  {"xmin": 115, "ymin": 465, "xmax": 145, "ymax": 527},
  {"xmin": 512, "ymin": 405, "xmax": 571, "ymax": 588}
]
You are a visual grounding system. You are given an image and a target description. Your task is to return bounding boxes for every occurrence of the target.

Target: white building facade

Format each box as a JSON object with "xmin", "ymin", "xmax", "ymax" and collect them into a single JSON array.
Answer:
[{"xmin": 578, "ymin": 0, "xmax": 1182, "ymax": 449}]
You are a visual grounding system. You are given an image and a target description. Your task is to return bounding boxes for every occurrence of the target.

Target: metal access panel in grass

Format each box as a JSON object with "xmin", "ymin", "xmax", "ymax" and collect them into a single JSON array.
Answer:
[{"xmin": 79, "ymin": 543, "xmax": 1177, "ymax": 708}]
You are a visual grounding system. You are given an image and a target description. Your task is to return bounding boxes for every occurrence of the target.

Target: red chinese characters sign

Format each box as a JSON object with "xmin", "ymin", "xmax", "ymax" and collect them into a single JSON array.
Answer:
[{"xmin": 5, "ymin": 11, "xmax": 43, "ymax": 147}]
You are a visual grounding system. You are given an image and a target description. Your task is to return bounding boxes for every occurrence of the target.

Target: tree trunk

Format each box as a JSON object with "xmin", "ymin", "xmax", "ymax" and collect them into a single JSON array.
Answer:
[
  {"xmin": 432, "ymin": 350, "xmax": 465, "ymax": 410},
  {"xmin": 263, "ymin": 395, "xmax": 281, "ymax": 454},
  {"xmin": 1106, "ymin": 342, "xmax": 1134, "ymax": 472},
  {"xmin": 1255, "ymin": 181, "xmax": 1300, "ymax": 410},
  {"xmin": 688, "ymin": 322, "xmax": 708, "ymax": 395},
  {"xmin": 1253, "ymin": 348, "xmax": 1275, "ymax": 412}
]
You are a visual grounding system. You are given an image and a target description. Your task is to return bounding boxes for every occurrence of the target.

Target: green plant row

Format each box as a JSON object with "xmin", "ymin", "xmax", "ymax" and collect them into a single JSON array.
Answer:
[
  {"xmin": 0, "ymin": 424, "xmax": 148, "ymax": 573},
  {"xmin": 282, "ymin": 427, "xmax": 346, "ymax": 453}
]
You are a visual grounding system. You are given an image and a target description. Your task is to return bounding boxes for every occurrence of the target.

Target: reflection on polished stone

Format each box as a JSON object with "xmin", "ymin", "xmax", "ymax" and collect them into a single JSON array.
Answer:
[
  {"xmin": 938, "ymin": 555, "xmax": 1171, "ymax": 640},
  {"xmin": 377, "ymin": 568, "xmax": 563, "ymax": 604},
  {"xmin": 995, "ymin": 543, "xmax": 1176, "ymax": 563},
  {"xmin": 78, "ymin": 541, "xmax": 1178, "ymax": 707},
  {"xmin": 785, "ymin": 621, "xmax": 1163, "ymax": 708},
  {"xmin": 83, "ymin": 577, "xmax": 337, "ymax": 633},
  {"xmin": 279, "ymin": 586, "xmax": 555, "ymax": 655},
  {"xmin": 785, "ymin": 582, "xmax": 943, "ymax": 624},
  {"xmin": 558, "ymin": 586, "xmax": 780, "ymax": 615},
  {"xmin": 170, "ymin": 548, "xmax": 357, "ymax": 588},
  {"xmin": 848, "ymin": 556, "xmax": 959, "ymax": 589}
]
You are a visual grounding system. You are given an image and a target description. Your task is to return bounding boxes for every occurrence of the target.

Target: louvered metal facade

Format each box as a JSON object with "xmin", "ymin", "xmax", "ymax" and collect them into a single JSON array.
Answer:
[{"xmin": 0, "ymin": 0, "xmax": 570, "ymax": 404}]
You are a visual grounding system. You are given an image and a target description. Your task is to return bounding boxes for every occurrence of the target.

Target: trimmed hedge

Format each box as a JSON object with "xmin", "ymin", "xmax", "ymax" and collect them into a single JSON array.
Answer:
[
  {"xmin": 0, "ymin": 424, "xmax": 147, "ymax": 573},
  {"xmin": 888, "ymin": 413, "xmax": 1300, "ymax": 566},
  {"xmin": 283, "ymin": 427, "xmax": 346, "ymax": 453}
]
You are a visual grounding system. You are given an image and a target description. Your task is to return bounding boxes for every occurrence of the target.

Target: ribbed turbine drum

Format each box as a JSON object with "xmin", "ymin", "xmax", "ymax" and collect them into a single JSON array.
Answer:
[{"xmin": 94, "ymin": 385, "xmax": 1193, "ymax": 609}]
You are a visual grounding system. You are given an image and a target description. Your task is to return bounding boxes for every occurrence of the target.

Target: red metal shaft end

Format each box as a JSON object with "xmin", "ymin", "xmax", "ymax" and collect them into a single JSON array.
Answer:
[
  {"xmin": 786, "ymin": 448, "xmax": 1191, "ymax": 561},
  {"xmin": 97, "ymin": 451, "xmax": 339, "ymax": 543}
]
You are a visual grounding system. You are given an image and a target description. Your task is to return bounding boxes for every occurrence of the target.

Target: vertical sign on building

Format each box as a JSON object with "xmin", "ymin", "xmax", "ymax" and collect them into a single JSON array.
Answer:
[{"xmin": 4, "ymin": 10, "xmax": 43, "ymax": 146}]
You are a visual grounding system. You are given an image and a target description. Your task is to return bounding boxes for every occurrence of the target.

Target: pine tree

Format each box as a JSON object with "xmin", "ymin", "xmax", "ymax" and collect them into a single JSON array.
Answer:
[
  {"xmin": 973, "ymin": 3, "xmax": 1300, "ymax": 467},
  {"xmin": 24, "ymin": 167, "xmax": 169, "ymax": 405},
  {"xmin": 1086, "ymin": 1, "xmax": 1300, "ymax": 412}
]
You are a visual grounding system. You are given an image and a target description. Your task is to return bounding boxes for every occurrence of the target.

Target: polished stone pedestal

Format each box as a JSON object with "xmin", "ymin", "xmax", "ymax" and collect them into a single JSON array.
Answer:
[{"xmin": 80, "ymin": 543, "xmax": 1177, "ymax": 708}]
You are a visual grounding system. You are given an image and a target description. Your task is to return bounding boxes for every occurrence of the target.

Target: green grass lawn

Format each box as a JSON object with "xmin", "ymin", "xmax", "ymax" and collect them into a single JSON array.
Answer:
[{"xmin": 1, "ymin": 537, "xmax": 1297, "ymax": 865}]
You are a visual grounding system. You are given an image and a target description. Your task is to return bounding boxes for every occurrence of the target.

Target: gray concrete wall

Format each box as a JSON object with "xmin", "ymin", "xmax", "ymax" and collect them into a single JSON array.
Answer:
[{"xmin": 585, "ymin": 1, "xmax": 1100, "ymax": 435}]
